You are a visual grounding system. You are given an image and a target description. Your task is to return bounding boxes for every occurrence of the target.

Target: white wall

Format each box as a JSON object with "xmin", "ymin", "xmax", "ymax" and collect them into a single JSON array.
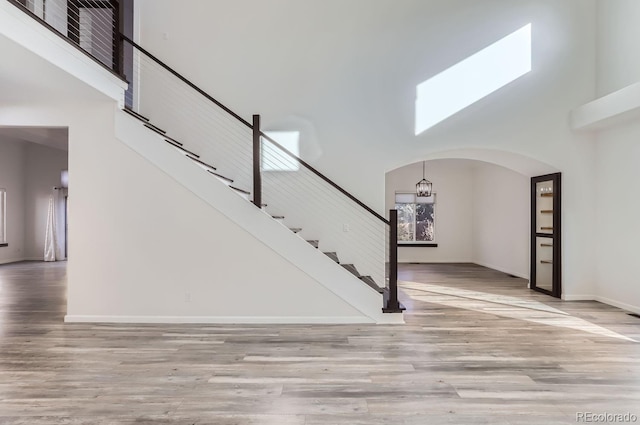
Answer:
[
  {"xmin": 137, "ymin": 0, "xmax": 598, "ymax": 300},
  {"xmin": 1, "ymin": 101, "xmax": 395, "ymax": 323},
  {"xmin": 24, "ymin": 143, "xmax": 68, "ymax": 260},
  {"xmin": 472, "ymin": 162, "xmax": 529, "ymax": 279},
  {"xmin": 596, "ymin": 0, "xmax": 640, "ymax": 97},
  {"xmin": 385, "ymin": 160, "xmax": 474, "ymax": 263},
  {"xmin": 595, "ymin": 122, "xmax": 640, "ymax": 313},
  {"xmin": 5, "ymin": 0, "xmax": 623, "ymax": 312},
  {"xmin": 385, "ymin": 159, "xmax": 529, "ymax": 279},
  {"xmin": 0, "ymin": 138, "xmax": 26, "ymax": 264},
  {"xmin": 591, "ymin": 0, "xmax": 640, "ymax": 313}
]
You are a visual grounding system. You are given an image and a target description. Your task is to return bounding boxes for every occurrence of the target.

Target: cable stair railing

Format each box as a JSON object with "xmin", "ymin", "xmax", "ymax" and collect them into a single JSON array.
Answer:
[{"xmin": 5, "ymin": 0, "xmax": 405, "ymax": 314}]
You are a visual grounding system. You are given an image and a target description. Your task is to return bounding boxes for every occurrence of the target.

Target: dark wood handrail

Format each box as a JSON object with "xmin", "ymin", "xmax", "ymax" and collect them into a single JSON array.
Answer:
[
  {"xmin": 120, "ymin": 33, "xmax": 389, "ymax": 226},
  {"xmin": 120, "ymin": 34, "xmax": 252, "ymax": 129}
]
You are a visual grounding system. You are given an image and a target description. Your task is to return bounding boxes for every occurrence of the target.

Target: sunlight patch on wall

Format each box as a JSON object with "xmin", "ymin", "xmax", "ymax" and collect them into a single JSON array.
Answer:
[
  {"xmin": 415, "ymin": 23, "xmax": 532, "ymax": 135},
  {"xmin": 262, "ymin": 131, "xmax": 300, "ymax": 171}
]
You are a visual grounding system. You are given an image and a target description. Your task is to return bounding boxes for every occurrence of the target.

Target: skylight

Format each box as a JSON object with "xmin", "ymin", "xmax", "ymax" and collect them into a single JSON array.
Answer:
[
  {"xmin": 415, "ymin": 23, "xmax": 532, "ymax": 135},
  {"xmin": 262, "ymin": 131, "xmax": 300, "ymax": 171}
]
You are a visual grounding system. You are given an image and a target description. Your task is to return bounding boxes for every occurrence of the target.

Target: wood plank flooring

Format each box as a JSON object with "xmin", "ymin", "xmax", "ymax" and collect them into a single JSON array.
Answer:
[{"xmin": 0, "ymin": 261, "xmax": 639, "ymax": 424}]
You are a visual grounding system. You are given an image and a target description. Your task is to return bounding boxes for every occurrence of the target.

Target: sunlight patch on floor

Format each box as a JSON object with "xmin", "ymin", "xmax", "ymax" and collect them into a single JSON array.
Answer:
[
  {"xmin": 401, "ymin": 281, "xmax": 636, "ymax": 342},
  {"xmin": 402, "ymin": 281, "xmax": 567, "ymax": 315}
]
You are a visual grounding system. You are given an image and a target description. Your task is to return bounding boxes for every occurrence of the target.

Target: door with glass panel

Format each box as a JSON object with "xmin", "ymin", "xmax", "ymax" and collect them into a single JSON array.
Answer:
[{"xmin": 530, "ymin": 173, "xmax": 561, "ymax": 297}]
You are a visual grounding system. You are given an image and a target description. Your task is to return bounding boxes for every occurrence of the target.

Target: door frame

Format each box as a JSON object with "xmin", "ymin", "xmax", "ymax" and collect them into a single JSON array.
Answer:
[{"xmin": 530, "ymin": 172, "xmax": 561, "ymax": 298}]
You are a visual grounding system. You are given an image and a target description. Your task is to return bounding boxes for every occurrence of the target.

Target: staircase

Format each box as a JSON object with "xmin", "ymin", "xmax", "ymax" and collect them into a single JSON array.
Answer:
[
  {"xmin": 4, "ymin": 0, "xmax": 405, "ymax": 318},
  {"xmin": 122, "ymin": 105, "xmax": 387, "ymax": 298}
]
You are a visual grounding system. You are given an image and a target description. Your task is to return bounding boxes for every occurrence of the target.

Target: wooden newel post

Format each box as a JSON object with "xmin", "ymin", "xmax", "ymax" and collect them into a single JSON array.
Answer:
[
  {"xmin": 252, "ymin": 114, "xmax": 262, "ymax": 208},
  {"xmin": 383, "ymin": 209, "xmax": 403, "ymax": 313}
]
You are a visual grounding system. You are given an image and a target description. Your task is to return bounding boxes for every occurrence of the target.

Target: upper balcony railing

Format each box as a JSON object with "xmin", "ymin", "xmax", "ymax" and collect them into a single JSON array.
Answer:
[{"xmin": 6, "ymin": 0, "xmax": 124, "ymax": 77}]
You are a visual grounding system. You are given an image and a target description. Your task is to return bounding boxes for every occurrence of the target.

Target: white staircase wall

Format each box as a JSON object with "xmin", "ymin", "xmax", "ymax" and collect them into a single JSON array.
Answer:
[
  {"xmin": 128, "ymin": 49, "xmax": 386, "ymax": 288},
  {"xmin": 63, "ymin": 105, "xmax": 399, "ymax": 324}
]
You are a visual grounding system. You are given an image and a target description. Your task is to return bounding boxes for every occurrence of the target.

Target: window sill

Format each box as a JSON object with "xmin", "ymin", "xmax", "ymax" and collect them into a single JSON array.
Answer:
[{"xmin": 398, "ymin": 243, "xmax": 438, "ymax": 247}]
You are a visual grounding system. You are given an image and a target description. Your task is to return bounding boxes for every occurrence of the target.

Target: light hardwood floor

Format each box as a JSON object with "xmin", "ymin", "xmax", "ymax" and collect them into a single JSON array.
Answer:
[{"xmin": 0, "ymin": 261, "xmax": 639, "ymax": 424}]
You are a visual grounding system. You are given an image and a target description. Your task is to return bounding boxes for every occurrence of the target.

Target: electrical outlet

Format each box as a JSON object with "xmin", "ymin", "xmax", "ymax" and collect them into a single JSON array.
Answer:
[{"xmin": 343, "ymin": 224, "xmax": 350, "ymax": 232}]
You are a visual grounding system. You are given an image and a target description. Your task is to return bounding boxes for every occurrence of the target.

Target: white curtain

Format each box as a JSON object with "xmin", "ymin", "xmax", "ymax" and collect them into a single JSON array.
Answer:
[
  {"xmin": 44, "ymin": 195, "xmax": 57, "ymax": 262},
  {"xmin": 44, "ymin": 189, "xmax": 67, "ymax": 262}
]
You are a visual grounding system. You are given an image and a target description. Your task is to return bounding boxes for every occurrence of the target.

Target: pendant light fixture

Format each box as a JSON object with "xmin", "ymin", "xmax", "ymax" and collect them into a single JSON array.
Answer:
[{"xmin": 416, "ymin": 161, "xmax": 432, "ymax": 197}]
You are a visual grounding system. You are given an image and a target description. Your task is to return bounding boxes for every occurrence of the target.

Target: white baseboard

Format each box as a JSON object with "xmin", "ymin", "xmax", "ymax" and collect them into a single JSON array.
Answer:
[
  {"xmin": 562, "ymin": 294, "xmax": 595, "ymax": 301},
  {"xmin": 561, "ymin": 294, "xmax": 640, "ymax": 314},
  {"xmin": 0, "ymin": 258, "xmax": 58, "ymax": 264},
  {"xmin": 472, "ymin": 261, "xmax": 529, "ymax": 280},
  {"xmin": 594, "ymin": 296, "xmax": 640, "ymax": 315},
  {"xmin": 64, "ymin": 315, "xmax": 380, "ymax": 325},
  {"xmin": 0, "ymin": 257, "xmax": 26, "ymax": 265}
]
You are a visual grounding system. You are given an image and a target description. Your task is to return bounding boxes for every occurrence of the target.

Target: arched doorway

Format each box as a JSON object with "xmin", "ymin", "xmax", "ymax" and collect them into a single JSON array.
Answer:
[{"xmin": 385, "ymin": 148, "xmax": 561, "ymax": 298}]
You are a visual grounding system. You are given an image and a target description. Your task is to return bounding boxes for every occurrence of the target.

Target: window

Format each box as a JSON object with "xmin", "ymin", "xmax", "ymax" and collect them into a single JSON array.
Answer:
[
  {"xmin": 415, "ymin": 23, "xmax": 532, "ymax": 134},
  {"xmin": 395, "ymin": 192, "xmax": 435, "ymax": 243},
  {"xmin": 0, "ymin": 188, "xmax": 6, "ymax": 246},
  {"xmin": 262, "ymin": 131, "xmax": 300, "ymax": 172}
]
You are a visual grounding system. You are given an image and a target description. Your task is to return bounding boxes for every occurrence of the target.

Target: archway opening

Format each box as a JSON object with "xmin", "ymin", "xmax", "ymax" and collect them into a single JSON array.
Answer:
[{"xmin": 385, "ymin": 149, "xmax": 560, "ymax": 297}]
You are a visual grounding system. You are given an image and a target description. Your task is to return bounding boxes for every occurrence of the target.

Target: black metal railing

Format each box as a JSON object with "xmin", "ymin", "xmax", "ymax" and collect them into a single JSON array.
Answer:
[
  {"xmin": 7, "ymin": 0, "xmax": 124, "ymax": 76},
  {"xmin": 5, "ymin": 0, "xmax": 404, "ymax": 313}
]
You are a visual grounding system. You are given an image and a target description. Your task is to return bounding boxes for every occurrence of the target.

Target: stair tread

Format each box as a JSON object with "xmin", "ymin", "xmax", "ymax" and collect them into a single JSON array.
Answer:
[
  {"xmin": 123, "ymin": 107, "xmax": 150, "ymax": 122},
  {"xmin": 163, "ymin": 134, "xmax": 183, "ymax": 146},
  {"xmin": 165, "ymin": 139, "xmax": 198, "ymax": 157},
  {"xmin": 143, "ymin": 122, "xmax": 166, "ymax": 135},
  {"xmin": 207, "ymin": 170, "xmax": 233, "ymax": 184},
  {"xmin": 323, "ymin": 252, "xmax": 340, "ymax": 263},
  {"xmin": 229, "ymin": 186, "xmax": 250, "ymax": 195},
  {"xmin": 289, "ymin": 228, "xmax": 302, "ymax": 233},
  {"xmin": 306, "ymin": 240, "xmax": 319, "ymax": 248},
  {"xmin": 341, "ymin": 264, "xmax": 360, "ymax": 277},
  {"xmin": 187, "ymin": 154, "xmax": 216, "ymax": 170},
  {"xmin": 359, "ymin": 275, "xmax": 384, "ymax": 294},
  {"xmin": 272, "ymin": 215, "xmax": 285, "ymax": 219}
]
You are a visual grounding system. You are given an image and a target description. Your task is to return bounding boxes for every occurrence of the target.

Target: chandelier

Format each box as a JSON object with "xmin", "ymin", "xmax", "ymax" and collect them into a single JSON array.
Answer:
[{"xmin": 416, "ymin": 161, "xmax": 432, "ymax": 197}]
